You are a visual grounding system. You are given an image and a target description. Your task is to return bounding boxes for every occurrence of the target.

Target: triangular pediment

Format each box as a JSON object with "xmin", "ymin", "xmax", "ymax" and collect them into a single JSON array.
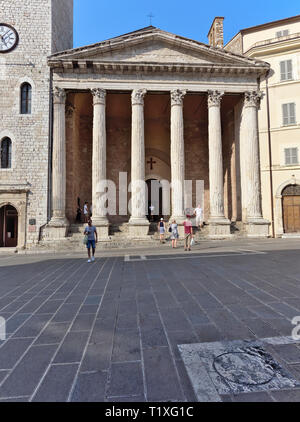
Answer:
[
  {"xmin": 84, "ymin": 39, "xmax": 233, "ymax": 64},
  {"xmin": 49, "ymin": 27, "xmax": 268, "ymax": 70}
]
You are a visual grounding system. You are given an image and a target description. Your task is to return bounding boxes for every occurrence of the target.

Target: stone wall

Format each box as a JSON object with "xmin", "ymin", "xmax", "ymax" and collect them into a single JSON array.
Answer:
[
  {"xmin": 184, "ymin": 95, "xmax": 210, "ymax": 219},
  {"xmin": 51, "ymin": 0, "xmax": 73, "ymax": 53},
  {"xmin": 225, "ymin": 34, "xmax": 243, "ymax": 55}
]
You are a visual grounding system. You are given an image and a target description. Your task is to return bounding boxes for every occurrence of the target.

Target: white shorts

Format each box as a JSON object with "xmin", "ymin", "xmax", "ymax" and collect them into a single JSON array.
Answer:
[{"xmin": 196, "ymin": 216, "xmax": 203, "ymax": 226}]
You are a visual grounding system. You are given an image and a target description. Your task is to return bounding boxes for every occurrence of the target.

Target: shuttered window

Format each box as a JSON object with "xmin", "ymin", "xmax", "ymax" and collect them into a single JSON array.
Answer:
[
  {"xmin": 280, "ymin": 60, "xmax": 293, "ymax": 81},
  {"xmin": 282, "ymin": 103, "xmax": 296, "ymax": 125},
  {"xmin": 285, "ymin": 148, "xmax": 299, "ymax": 165},
  {"xmin": 276, "ymin": 30, "xmax": 289, "ymax": 37}
]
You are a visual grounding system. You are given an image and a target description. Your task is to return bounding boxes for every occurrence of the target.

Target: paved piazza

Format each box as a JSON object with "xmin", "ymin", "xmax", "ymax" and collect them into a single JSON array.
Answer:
[{"xmin": 1, "ymin": 239, "xmax": 300, "ymax": 402}]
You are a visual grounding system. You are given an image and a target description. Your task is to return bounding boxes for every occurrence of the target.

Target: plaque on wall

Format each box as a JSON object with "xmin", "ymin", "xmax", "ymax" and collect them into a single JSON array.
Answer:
[{"xmin": 29, "ymin": 219, "xmax": 36, "ymax": 226}]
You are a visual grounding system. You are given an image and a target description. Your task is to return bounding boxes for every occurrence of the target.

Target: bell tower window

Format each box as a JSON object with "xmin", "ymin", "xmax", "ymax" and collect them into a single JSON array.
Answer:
[{"xmin": 20, "ymin": 83, "xmax": 32, "ymax": 114}]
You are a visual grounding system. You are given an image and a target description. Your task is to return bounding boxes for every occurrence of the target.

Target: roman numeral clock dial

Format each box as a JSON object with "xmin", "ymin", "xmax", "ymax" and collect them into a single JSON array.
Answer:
[{"xmin": 0, "ymin": 24, "xmax": 19, "ymax": 53}]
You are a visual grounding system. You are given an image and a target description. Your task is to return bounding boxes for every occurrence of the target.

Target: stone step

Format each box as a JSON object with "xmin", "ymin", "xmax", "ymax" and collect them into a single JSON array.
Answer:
[{"xmin": 64, "ymin": 222, "xmax": 245, "ymax": 243}]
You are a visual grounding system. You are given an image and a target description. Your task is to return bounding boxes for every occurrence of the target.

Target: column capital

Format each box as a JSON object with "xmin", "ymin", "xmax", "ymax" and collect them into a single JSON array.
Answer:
[
  {"xmin": 171, "ymin": 89, "xmax": 187, "ymax": 106},
  {"xmin": 53, "ymin": 87, "xmax": 66, "ymax": 105},
  {"xmin": 91, "ymin": 88, "xmax": 106, "ymax": 105},
  {"xmin": 132, "ymin": 89, "xmax": 147, "ymax": 106},
  {"xmin": 244, "ymin": 91, "xmax": 263, "ymax": 108},
  {"xmin": 208, "ymin": 90, "xmax": 224, "ymax": 108}
]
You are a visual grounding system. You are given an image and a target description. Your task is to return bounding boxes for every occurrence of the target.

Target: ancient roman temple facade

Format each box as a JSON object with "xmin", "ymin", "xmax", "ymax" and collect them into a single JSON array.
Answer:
[{"xmin": 43, "ymin": 26, "xmax": 270, "ymax": 243}]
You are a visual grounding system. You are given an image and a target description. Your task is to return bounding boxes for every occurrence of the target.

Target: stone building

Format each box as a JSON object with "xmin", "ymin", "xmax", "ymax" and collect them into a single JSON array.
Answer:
[
  {"xmin": 1, "ymin": 2, "xmax": 271, "ymax": 249},
  {"xmin": 226, "ymin": 15, "xmax": 300, "ymax": 237},
  {"xmin": 0, "ymin": 0, "xmax": 73, "ymax": 248}
]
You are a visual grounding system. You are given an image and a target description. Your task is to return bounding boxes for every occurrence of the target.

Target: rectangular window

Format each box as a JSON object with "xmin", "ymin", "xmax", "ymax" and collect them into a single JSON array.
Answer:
[
  {"xmin": 282, "ymin": 103, "xmax": 296, "ymax": 125},
  {"xmin": 280, "ymin": 60, "xmax": 293, "ymax": 81},
  {"xmin": 285, "ymin": 148, "xmax": 299, "ymax": 165},
  {"xmin": 276, "ymin": 30, "xmax": 289, "ymax": 37}
]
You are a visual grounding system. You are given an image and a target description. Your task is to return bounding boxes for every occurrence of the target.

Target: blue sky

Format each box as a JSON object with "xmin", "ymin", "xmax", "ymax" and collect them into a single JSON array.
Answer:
[{"xmin": 74, "ymin": 0, "xmax": 300, "ymax": 48}]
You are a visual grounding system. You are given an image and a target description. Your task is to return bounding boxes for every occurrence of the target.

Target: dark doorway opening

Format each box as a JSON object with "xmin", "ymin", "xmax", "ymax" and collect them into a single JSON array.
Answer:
[
  {"xmin": 146, "ymin": 179, "xmax": 163, "ymax": 222},
  {"xmin": 0, "ymin": 205, "xmax": 18, "ymax": 248}
]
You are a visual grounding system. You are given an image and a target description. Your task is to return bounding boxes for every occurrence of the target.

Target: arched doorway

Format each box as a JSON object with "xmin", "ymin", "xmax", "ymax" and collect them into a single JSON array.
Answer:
[
  {"xmin": 0, "ymin": 205, "xmax": 18, "ymax": 248},
  {"xmin": 146, "ymin": 179, "xmax": 163, "ymax": 222},
  {"xmin": 282, "ymin": 185, "xmax": 300, "ymax": 234}
]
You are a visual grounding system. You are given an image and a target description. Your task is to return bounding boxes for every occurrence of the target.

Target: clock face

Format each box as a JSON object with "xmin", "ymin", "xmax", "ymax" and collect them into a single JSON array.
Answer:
[{"xmin": 0, "ymin": 24, "xmax": 19, "ymax": 53}]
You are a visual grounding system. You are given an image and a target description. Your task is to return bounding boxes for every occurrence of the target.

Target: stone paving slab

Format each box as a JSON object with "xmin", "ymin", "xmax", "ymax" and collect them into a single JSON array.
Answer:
[
  {"xmin": 32, "ymin": 363, "xmax": 79, "ymax": 402},
  {"xmin": 0, "ymin": 240, "xmax": 300, "ymax": 401}
]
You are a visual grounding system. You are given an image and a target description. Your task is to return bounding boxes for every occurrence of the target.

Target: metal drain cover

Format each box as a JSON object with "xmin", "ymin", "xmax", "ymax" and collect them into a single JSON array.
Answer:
[
  {"xmin": 213, "ymin": 349, "xmax": 276, "ymax": 386},
  {"xmin": 179, "ymin": 337, "xmax": 300, "ymax": 400}
]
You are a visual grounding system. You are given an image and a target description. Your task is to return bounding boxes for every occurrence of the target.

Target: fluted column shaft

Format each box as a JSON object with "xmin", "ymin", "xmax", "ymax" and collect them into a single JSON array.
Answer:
[
  {"xmin": 242, "ymin": 91, "xmax": 263, "ymax": 220},
  {"xmin": 129, "ymin": 89, "xmax": 148, "ymax": 223},
  {"xmin": 91, "ymin": 88, "xmax": 108, "ymax": 225},
  {"xmin": 208, "ymin": 91, "xmax": 226, "ymax": 220},
  {"xmin": 170, "ymin": 89, "xmax": 186, "ymax": 222},
  {"xmin": 51, "ymin": 87, "xmax": 68, "ymax": 225}
]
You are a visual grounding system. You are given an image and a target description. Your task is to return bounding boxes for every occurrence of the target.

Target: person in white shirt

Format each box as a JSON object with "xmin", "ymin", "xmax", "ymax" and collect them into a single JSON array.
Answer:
[
  {"xmin": 83, "ymin": 202, "xmax": 89, "ymax": 223},
  {"xmin": 149, "ymin": 204, "xmax": 155, "ymax": 221},
  {"xmin": 194, "ymin": 205, "xmax": 204, "ymax": 229}
]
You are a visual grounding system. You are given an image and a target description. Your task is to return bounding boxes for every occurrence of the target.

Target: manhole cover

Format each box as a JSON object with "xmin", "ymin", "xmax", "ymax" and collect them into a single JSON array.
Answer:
[
  {"xmin": 213, "ymin": 351, "xmax": 276, "ymax": 386},
  {"xmin": 179, "ymin": 338, "xmax": 300, "ymax": 399}
]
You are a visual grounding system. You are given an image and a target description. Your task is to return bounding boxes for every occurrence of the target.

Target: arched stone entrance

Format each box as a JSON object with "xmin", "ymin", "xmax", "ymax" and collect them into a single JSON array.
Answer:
[
  {"xmin": 275, "ymin": 179, "xmax": 300, "ymax": 236},
  {"xmin": 282, "ymin": 185, "xmax": 300, "ymax": 234},
  {"xmin": 0, "ymin": 205, "xmax": 18, "ymax": 248}
]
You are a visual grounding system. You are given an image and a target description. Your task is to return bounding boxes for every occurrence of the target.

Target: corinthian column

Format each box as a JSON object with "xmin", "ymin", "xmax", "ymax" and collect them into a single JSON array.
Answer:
[
  {"xmin": 91, "ymin": 88, "xmax": 109, "ymax": 230},
  {"xmin": 208, "ymin": 91, "xmax": 230, "ymax": 237},
  {"xmin": 170, "ymin": 89, "xmax": 187, "ymax": 223},
  {"xmin": 49, "ymin": 87, "xmax": 68, "ymax": 230},
  {"xmin": 129, "ymin": 89, "xmax": 149, "ymax": 236},
  {"xmin": 241, "ymin": 91, "xmax": 269, "ymax": 237}
]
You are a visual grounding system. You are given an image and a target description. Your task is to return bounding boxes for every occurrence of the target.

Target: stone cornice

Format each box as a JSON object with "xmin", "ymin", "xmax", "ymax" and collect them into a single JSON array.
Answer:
[
  {"xmin": 246, "ymin": 35, "xmax": 300, "ymax": 58},
  {"xmin": 0, "ymin": 184, "xmax": 30, "ymax": 194},
  {"xmin": 48, "ymin": 60, "xmax": 269, "ymax": 76}
]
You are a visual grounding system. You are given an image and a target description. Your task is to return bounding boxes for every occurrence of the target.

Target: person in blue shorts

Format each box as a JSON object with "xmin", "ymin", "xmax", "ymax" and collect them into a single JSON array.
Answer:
[{"xmin": 84, "ymin": 219, "xmax": 98, "ymax": 263}]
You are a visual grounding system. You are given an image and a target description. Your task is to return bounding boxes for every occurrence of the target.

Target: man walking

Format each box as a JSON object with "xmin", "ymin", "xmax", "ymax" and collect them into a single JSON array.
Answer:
[{"xmin": 84, "ymin": 219, "xmax": 98, "ymax": 263}]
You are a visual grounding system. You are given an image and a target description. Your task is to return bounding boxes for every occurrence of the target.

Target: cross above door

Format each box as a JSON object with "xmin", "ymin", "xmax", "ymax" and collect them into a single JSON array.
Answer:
[{"xmin": 147, "ymin": 157, "xmax": 156, "ymax": 170}]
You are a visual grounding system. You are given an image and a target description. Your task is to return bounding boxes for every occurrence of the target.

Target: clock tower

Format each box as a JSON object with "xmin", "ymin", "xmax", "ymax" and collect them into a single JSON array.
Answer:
[{"xmin": 0, "ymin": 0, "xmax": 73, "ymax": 249}]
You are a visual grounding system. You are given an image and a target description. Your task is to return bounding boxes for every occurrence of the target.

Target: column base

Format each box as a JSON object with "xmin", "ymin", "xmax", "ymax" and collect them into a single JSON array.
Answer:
[
  {"xmin": 246, "ymin": 218, "xmax": 270, "ymax": 238},
  {"xmin": 128, "ymin": 218, "xmax": 150, "ymax": 238},
  {"xmin": 45, "ymin": 218, "xmax": 69, "ymax": 240},
  {"xmin": 208, "ymin": 217, "xmax": 232, "ymax": 239},
  {"xmin": 93, "ymin": 218, "xmax": 110, "ymax": 241}
]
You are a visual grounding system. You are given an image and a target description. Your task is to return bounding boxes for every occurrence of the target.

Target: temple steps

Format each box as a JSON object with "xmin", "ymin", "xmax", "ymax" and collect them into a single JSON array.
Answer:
[{"xmin": 35, "ymin": 221, "xmax": 246, "ymax": 252}]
